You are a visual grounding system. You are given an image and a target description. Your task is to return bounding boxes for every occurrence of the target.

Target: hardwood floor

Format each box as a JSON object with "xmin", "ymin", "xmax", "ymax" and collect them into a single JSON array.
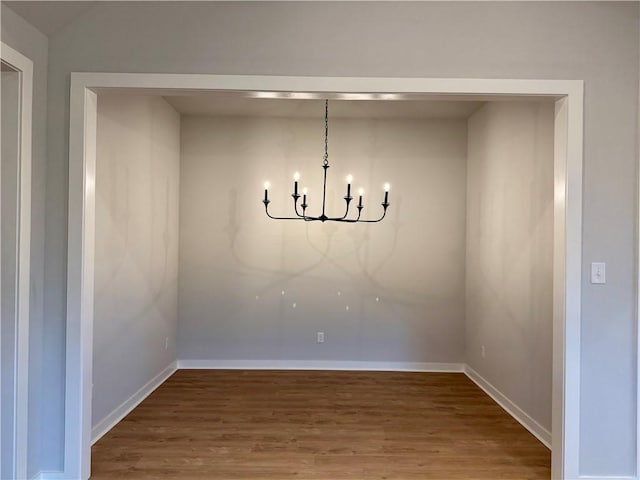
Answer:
[{"xmin": 91, "ymin": 370, "xmax": 550, "ymax": 479}]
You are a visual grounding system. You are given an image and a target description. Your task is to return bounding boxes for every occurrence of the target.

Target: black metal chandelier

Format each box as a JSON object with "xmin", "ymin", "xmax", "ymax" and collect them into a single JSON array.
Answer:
[{"xmin": 263, "ymin": 100, "xmax": 390, "ymax": 223}]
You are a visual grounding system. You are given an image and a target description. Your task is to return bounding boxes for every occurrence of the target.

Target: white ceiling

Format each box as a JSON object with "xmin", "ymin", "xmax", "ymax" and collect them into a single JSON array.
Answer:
[
  {"xmin": 162, "ymin": 93, "xmax": 485, "ymax": 119},
  {"xmin": 6, "ymin": 2, "xmax": 95, "ymax": 36}
]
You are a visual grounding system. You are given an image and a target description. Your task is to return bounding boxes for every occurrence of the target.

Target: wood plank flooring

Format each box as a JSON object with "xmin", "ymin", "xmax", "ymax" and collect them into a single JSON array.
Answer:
[{"xmin": 91, "ymin": 370, "xmax": 550, "ymax": 479}]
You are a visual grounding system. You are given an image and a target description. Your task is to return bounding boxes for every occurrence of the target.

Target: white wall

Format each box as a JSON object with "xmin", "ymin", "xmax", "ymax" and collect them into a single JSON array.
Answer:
[
  {"xmin": 178, "ymin": 115, "xmax": 468, "ymax": 364},
  {"xmin": 0, "ymin": 6, "xmax": 48, "ymax": 477},
  {"xmin": 8, "ymin": 1, "xmax": 636, "ymax": 475},
  {"xmin": 465, "ymin": 102, "xmax": 554, "ymax": 433},
  {"xmin": 92, "ymin": 96, "xmax": 180, "ymax": 431}
]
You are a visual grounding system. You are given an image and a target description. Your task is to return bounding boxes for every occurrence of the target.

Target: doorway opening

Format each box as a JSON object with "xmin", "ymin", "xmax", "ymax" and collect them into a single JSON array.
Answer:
[{"xmin": 65, "ymin": 75, "xmax": 583, "ymax": 480}]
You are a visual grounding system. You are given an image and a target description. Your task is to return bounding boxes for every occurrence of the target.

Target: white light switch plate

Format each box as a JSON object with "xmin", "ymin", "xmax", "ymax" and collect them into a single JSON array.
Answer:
[{"xmin": 591, "ymin": 262, "xmax": 606, "ymax": 284}]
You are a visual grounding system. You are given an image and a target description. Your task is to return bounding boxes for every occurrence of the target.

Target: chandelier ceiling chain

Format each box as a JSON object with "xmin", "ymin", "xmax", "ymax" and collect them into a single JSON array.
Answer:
[
  {"xmin": 323, "ymin": 100, "xmax": 329, "ymax": 167},
  {"xmin": 263, "ymin": 99, "xmax": 390, "ymax": 223}
]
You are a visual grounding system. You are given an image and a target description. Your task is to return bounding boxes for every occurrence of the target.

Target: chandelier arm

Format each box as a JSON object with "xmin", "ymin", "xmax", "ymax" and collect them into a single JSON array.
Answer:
[
  {"xmin": 325, "ymin": 204, "xmax": 361, "ymax": 223},
  {"xmin": 292, "ymin": 195, "xmax": 306, "ymax": 218},
  {"xmin": 264, "ymin": 202, "xmax": 309, "ymax": 221},
  {"xmin": 355, "ymin": 204, "xmax": 390, "ymax": 223},
  {"xmin": 334, "ymin": 196, "xmax": 354, "ymax": 220}
]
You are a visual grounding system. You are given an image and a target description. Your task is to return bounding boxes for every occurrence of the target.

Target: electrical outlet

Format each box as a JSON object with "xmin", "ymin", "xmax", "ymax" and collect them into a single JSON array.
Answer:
[
  {"xmin": 481, "ymin": 345, "xmax": 486, "ymax": 358},
  {"xmin": 317, "ymin": 331, "xmax": 325, "ymax": 344}
]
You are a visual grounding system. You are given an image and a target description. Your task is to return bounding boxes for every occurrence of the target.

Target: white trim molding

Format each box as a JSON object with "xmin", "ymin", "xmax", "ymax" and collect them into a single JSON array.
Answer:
[
  {"xmin": 636, "ymin": 22, "xmax": 640, "ymax": 480},
  {"xmin": 0, "ymin": 41, "xmax": 33, "ymax": 480},
  {"xmin": 554, "ymin": 88, "xmax": 584, "ymax": 480},
  {"xmin": 65, "ymin": 84, "xmax": 97, "ymax": 480},
  {"xmin": 464, "ymin": 365, "xmax": 552, "ymax": 449},
  {"xmin": 91, "ymin": 362, "xmax": 177, "ymax": 445},
  {"xmin": 34, "ymin": 471, "xmax": 67, "ymax": 480},
  {"xmin": 178, "ymin": 359, "xmax": 464, "ymax": 372},
  {"xmin": 577, "ymin": 476, "xmax": 638, "ymax": 480},
  {"xmin": 66, "ymin": 74, "xmax": 584, "ymax": 480}
]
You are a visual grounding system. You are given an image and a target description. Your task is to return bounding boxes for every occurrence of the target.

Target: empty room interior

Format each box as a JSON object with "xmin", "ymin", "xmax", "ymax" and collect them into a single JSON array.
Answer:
[
  {"xmin": 2, "ymin": 2, "xmax": 639, "ymax": 480},
  {"xmin": 87, "ymin": 92, "xmax": 554, "ymax": 479}
]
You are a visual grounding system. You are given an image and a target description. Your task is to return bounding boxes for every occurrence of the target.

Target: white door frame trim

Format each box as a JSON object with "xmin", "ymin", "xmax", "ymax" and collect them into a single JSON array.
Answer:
[
  {"xmin": 0, "ymin": 41, "xmax": 33, "ymax": 480},
  {"xmin": 66, "ymin": 73, "xmax": 583, "ymax": 480}
]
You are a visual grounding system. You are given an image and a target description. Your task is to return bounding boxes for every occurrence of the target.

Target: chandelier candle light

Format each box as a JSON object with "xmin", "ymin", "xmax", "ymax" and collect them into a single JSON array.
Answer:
[{"xmin": 262, "ymin": 100, "xmax": 390, "ymax": 223}]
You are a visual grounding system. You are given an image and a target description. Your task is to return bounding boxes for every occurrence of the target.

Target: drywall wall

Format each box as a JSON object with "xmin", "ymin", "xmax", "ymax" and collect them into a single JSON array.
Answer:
[
  {"xmin": 178, "ymin": 115, "xmax": 467, "ymax": 363},
  {"xmin": 0, "ymin": 6, "xmax": 48, "ymax": 478},
  {"xmin": 11, "ymin": 1, "xmax": 637, "ymax": 474},
  {"xmin": 93, "ymin": 96, "xmax": 180, "ymax": 431},
  {"xmin": 465, "ymin": 102, "xmax": 554, "ymax": 434}
]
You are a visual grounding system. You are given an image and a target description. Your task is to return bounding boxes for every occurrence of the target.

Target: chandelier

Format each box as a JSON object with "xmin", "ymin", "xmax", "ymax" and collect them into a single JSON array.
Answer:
[{"xmin": 262, "ymin": 100, "xmax": 390, "ymax": 223}]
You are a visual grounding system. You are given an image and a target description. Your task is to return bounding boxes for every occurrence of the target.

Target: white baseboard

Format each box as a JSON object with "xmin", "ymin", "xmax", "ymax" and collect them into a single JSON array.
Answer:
[
  {"xmin": 34, "ymin": 471, "xmax": 67, "ymax": 480},
  {"xmin": 177, "ymin": 359, "xmax": 465, "ymax": 372},
  {"xmin": 578, "ymin": 476, "xmax": 637, "ymax": 480},
  {"xmin": 464, "ymin": 364, "xmax": 552, "ymax": 449},
  {"xmin": 91, "ymin": 361, "xmax": 177, "ymax": 445}
]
